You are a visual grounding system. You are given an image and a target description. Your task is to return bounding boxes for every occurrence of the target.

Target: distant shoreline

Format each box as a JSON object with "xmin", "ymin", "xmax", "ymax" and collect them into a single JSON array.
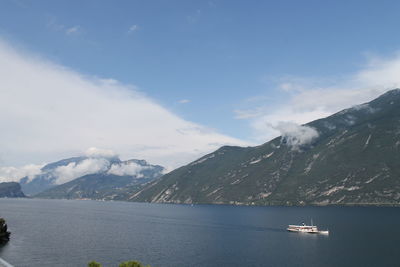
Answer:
[{"xmin": 23, "ymin": 197, "xmax": 400, "ymax": 208}]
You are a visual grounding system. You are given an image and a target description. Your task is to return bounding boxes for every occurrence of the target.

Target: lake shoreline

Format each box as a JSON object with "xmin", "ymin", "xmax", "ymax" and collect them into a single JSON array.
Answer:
[{"xmin": 30, "ymin": 196, "xmax": 400, "ymax": 208}]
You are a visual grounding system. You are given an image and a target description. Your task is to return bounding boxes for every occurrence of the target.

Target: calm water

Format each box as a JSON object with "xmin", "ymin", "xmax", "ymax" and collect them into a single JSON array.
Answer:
[{"xmin": 0, "ymin": 199, "xmax": 398, "ymax": 267}]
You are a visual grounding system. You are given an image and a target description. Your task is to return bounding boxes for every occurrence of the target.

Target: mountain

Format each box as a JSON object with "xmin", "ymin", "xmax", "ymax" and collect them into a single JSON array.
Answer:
[
  {"xmin": 0, "ymin": 182, "xmax": 25, "ymax": 198},
  {"xmin": 20, "ymin": 155, "xmax": 164, "ymax": 197},
  {"xmin": 35, "ymin": 159, "xmax": 164, "ymax": 200},
  {"xmin": 128, "ymin": 89, "xmax": 400, "ymax": 206},
  {"xmin": 20, "ymin": 156, "xmax": 88, "ymax": 195}
]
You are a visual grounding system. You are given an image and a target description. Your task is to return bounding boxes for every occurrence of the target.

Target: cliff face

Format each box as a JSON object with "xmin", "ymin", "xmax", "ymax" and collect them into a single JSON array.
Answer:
[
  {"xmin": 127, "ymin": 89, "xmax": 400, "ymax": 206},
  {"xmin": 0, "ymin": 182, "xmax": 25, "ymax": 198}
]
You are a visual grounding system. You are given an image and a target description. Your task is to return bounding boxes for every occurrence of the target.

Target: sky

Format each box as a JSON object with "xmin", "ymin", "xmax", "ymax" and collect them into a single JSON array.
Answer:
[{"xmin": 2, "ymin": 0, "xmax": 400, "ymax": 180}]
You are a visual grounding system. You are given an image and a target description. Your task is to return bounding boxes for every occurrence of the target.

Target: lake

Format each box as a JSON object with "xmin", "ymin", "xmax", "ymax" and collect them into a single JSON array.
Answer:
[{"xmin": 0, "ymin": 198, "xmax": 398, "ymax": 267}]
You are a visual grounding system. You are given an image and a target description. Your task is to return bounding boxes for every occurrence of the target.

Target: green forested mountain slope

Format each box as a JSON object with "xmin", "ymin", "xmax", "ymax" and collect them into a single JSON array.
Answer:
[{"xmin": 129, "ymin": 89, "xmax": 400, "ymax": 206}]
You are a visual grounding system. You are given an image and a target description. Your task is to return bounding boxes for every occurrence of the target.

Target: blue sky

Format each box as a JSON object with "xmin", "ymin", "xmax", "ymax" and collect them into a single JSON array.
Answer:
[
  {"xmin": 3, "ymin": 0, "xmax": 400, "ymax": 138},
  {"xmin": 1, "ymin": 0, "xmax": 400, "ymax": 173}
]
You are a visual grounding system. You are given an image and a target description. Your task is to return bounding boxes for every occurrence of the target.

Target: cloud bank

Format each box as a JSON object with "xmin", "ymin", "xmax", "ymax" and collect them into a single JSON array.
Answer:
[
  {"xmin": 0, "ymin": 147, "xmax": 164, "ymax": 184},
  {"xmin": 0, "ymin": 39, "xmax": 247, "ymax": 173},
  {"xmin": 236, "ymin": 52, "xmax": 400, "ymax": 142},
  {"xmin": 53, "ymin": 158, "xmax": 110, "ymax": 185},
  {"xmin": 107, "ymin": 161, "xmax": 148, "ymax": 177},
  {"xmin": 0, "ymin": 164, "xmax": 43, "ymax": 183},
  {"xmin": 85, "ymin": 147, "xmax": 117, "ymax": 158}
]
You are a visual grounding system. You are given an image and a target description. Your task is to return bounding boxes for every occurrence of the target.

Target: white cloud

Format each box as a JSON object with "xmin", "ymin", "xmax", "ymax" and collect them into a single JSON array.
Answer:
[
  {"xmin": 128, "ymin": 25, "xmax": 139, "ymax": 34},
  {"xmin": 53, "ymin": 158, "xmax": 110, "ymax": 185},
  {"xmin": 178, "ymin": 99, "xmax": 190, "ymax": 104},
  {"xmin": 65, "ymin": 25, "xmax": 81, "ymax": 35},
  {"xmin": 0, "ymin": 164, "xmax": 43, "ymax": 183},
  {"xmin": 237, "ymin": 53, "xmax": 400, "ymax": 142},
  {"xmin": 272, "ymin": 122, "xmax": 319, "ymax": 149},
  {"xmin": 248, "ymin": 106, "xmax": 330, "ymax": 142},
  {"xmin": 0, "ymin": 39, "xmax": 246, "ymax": 172},
  {"xmin": 107, "ymin": 161, "xmax": 147, "ymax": 177},
  {"xmin": 354, "ymin": 52, "xmax": 400, "ymax": 88},
  {"xmin": 47, "ymin": 18, "xmax": 82, "ymax": 36},
  {"xmin": 85, "ymin": 147, "xmax": 117, "ymax": 158},
  {"xmin": 0, "ymin": 148, "xmax": 157, "ymax": 184}
]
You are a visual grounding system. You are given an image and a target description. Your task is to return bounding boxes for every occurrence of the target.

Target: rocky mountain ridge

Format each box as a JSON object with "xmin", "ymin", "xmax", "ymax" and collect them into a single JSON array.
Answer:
[
  {"xmin": 20, "ymin": 155, "xmax": 164, "ymax": 198},
  {"xmin": 127, "ymin": 89, "xmax": 400, "ymax": 206}
]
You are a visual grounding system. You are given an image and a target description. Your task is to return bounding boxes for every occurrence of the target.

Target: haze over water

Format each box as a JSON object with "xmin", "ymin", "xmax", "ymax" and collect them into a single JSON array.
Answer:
[{"xmin": 0, "ymin": 199, "xmax": 398, "ymax": 267}]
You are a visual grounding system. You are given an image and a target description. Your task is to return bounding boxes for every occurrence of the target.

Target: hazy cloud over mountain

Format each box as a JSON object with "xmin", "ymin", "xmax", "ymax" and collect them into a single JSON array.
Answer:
[
  {"xmin": 107, "ymin": 161, "xmax": 149, "ymax": 177},
  {"xmin": 0, "ymin": 146, "xmax": 166, "ymax": 185},
  {"xmin": 0, "ymin": 164, "xmax": 43, "ymax": 183},
  {"xmin": 273, "ymin": 122, "xmax": 319, "ymax": 149},
  {"xmin": 53, "ymin": 158, "xmax": 110, "ymax": 185}
]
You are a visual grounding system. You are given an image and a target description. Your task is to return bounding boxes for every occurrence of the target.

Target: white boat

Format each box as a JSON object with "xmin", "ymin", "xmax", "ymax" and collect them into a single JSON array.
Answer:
[{"xmin": 287, "ymin": 220, "xmax": 329, "ymax": 235}]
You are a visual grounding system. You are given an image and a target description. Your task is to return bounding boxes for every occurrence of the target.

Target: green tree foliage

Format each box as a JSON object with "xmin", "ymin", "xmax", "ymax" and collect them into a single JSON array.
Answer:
[
  {"xmin": 87, "ymin": 260, "xmax": 150, "ymax": 267},
  {"xmin": 0, "ymin": 218, "xmax": 6, "ymax": 232},
  {"xmin": 119, "ymin": 261, "xmax": 150, "ymax": 267},
  {"xmin": 87, "ymin": 261, "xmax": 102, "ymax": 267}
]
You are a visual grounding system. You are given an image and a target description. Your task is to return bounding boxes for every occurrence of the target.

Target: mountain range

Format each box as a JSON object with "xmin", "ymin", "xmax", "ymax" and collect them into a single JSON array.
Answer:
[
  {"xmin": 126, "ymin": 89, "xmax": 400, "ymax": 206},
  {"xmin": 7, "ymin": 89, "xmax": 400, "ymax": 206},
  {"xmin": 19, "ymin": 156, "xmax": 164, "ymax": 199}
]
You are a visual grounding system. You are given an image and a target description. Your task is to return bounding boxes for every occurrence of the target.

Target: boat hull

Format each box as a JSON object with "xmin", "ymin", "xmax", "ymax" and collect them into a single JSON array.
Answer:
[
  {"xmin": 287, "ymin": 228, "xmax": 319, "ymax": 234},
  {"xmin": 287, "ymin": 224, "xmax": 329, "ymax": 235}
]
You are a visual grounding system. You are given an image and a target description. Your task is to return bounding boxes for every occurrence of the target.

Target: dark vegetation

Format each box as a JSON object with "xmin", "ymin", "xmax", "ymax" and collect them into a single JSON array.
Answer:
[
  {"xmin": 0, "ymin": 182, "xmax": 25, "ymax": 198},
  {"xmin": 88, "ymin": 260, "xmax": 150, "ymax": 267},
  {"xmin": 0, "ymin": 218, "xmax": 10, "ymax": 243}
]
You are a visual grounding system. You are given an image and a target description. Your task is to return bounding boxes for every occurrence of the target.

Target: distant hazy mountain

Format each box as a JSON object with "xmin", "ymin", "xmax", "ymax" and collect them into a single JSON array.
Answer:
[
  {"xmin": 35, "ymin": 159, "xmax": 164, "ymax": 200},
  {"xmin": 128, "ymin": 89, "xmax": 400, "ymax": 206},
  {"xmin": 20, "ymin": 156, "xmax": 164, "ymax": 198},
  {"xmin": 0, "ymin": 182, "xmax": 25, "ymax": 198},
  {"xmin": 20, "ymin": 156, "xmax": 88, "ymax": 195}
]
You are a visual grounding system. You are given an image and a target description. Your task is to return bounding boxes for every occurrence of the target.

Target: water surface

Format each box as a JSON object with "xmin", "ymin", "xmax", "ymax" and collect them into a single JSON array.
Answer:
[{"xmin": 0, "ymin": 199, "xmax": 398, "ymax": 267}]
